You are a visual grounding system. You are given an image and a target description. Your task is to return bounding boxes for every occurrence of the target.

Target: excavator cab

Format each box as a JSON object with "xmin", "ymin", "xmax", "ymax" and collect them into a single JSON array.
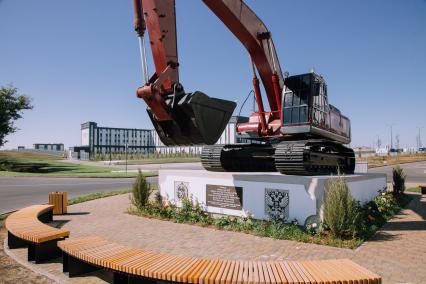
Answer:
[
  {"xmin": 147, "ymin": 90, "xmax": 236, "ymax": 146},
  {"xmin": 281, "ymin": 72, "xmax": 351, "ymax": 144}
]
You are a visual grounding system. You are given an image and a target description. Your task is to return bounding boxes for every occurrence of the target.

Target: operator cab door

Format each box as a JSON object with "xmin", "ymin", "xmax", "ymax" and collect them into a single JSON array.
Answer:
[
  {"xmin": 282, "ymin": 74, "xmax": 310, "ymax": 126},
  {"xmin": 311, "ymin": 78, "xmax": 330, "ymax": 130}
]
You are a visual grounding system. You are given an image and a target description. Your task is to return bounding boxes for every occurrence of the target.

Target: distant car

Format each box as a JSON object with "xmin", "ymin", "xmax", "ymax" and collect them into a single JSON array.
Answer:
[{"xmin": 419, "ymin": 147, "xmax": 426, "ymax": 152}]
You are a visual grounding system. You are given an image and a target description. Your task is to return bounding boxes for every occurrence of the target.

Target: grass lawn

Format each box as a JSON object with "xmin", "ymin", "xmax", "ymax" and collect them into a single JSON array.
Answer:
[
  {"xmin": 358, "ymin": 153, "xmax": 426, "ymax": 168},
  {"xmin": 115, "ymin": 156, "xmax": 200, "ymax": 165},
  {"xmin": 406, "ymin": 187, "xmax": 422, "ymax": 193},
  {"xmin": 0, "ymin": 151, "xmax": 156, "ymax": 178},
  {"xmin": 68, "ymin": 188, "xmax": 132, "ymax": 205}
]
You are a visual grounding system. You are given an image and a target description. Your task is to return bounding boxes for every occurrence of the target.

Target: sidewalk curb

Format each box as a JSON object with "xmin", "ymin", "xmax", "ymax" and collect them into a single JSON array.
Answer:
[{"xmin": 3, "ymin": 238, "xmax": 67, "ymax": 284}]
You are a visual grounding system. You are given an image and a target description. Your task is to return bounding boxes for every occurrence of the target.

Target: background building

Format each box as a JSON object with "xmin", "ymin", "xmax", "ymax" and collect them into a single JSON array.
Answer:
[
  {"xmin": 34, "ymin": 143, "xmax": 64, "ymax": 151},
  {"xmin": 74, "ymin": 116, "xmax": 249, "ymax": 159},
  {"xmin": 80, "ymin": 122, "xmax": 155, "ymax": 156}
]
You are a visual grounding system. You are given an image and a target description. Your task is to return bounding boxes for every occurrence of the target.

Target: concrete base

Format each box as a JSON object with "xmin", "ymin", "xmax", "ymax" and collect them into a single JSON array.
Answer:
[{"xmin": 159, "ymin": 170, "xmax": 387, "ymax": 225}]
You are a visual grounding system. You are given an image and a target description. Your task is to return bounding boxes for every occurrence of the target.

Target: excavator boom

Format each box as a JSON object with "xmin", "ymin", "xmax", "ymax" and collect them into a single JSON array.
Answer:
[{"xmin": 133, "ymin": 0, "xmax": 285, "ymax": 146}]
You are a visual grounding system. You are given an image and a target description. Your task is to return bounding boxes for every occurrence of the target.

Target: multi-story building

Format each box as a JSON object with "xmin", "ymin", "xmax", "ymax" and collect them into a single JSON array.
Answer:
[
  {"xmin": 34, "ymin": 143, "xmax": 64, "ymax": 151},
  {"xmin": 77, "ymin": 116, "xmax": 249, "ymax": 158},
  {"xmin": 80, "ymin": 122, "xmax": 155, "ymax": 155}
]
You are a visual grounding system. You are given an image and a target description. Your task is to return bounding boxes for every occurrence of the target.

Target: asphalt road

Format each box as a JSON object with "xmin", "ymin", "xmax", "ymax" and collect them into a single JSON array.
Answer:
[
  {"xmin": 0, "ymin": 162, "xmax": 200, "ymax": 214},
  {"xmin": 369, "ymin": 160, "xmax": 426, "ymax": 184},
  {"xmin": 1, "ymin": 161, "xmax": 424, "ymax": 214},
  {"xmin": 0, "ymin": 176, "xmax": 157, "ymax": 214}
]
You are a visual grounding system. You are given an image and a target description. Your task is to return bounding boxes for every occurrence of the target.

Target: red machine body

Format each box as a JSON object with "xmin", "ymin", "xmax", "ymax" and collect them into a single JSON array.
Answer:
[{"xmin": 132, "ymin": 0, "xmax": 355, "ymax": 175}]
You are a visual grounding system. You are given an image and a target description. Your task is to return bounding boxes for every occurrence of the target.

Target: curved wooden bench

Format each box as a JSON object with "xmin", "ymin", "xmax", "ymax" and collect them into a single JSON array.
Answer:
[
  {"xmin": 5, "ymin": 204, "xmax": 70, "ymax": 263},
  {"xmin": 59, "ymin": 236, "xmax": 381, "ymax": 284}
]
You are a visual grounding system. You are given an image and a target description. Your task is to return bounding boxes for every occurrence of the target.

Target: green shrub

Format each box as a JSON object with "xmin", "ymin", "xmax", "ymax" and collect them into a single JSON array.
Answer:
[
  {"xmin": 392, "ymin": 166, "xmax": 406, "ymax": 194},
  {"xmin": 375, "ymin": 191, "xmax": 399, "ymax": 218},
  {"xmin": 130, "ymin": 170, "xmax": 152, "ymax": 209},
  {"xmin": 323, "ymin": 176, "xmax": 358, "ymax": 238}
]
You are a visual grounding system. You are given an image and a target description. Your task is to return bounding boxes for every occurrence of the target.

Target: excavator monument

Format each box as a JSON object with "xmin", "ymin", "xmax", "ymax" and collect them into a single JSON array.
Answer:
[{"xmin": 132, "ymin": 0, "xmax": 386, "ymax": 224}]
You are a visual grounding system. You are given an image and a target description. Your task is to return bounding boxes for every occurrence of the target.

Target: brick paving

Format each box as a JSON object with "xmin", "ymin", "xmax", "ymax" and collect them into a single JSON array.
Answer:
[{"xmin": 5, "ymin": 193, "xmax": 426, "ymax": 284}]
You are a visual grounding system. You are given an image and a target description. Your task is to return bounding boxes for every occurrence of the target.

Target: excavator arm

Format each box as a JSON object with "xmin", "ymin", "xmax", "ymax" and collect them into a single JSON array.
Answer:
[
  {"xmin": 202, "ymin": 0, "xmax": 284, "ymax": 111},
  {"xmin": 132, "ymin": 0, "xmax": 285, "ymax": 145}
]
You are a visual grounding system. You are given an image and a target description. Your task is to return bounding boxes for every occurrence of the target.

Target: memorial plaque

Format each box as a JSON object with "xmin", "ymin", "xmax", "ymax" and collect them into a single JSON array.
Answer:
[{"xmin": 206, "ymin": 184, "xmax": 243, "ymax": 210}]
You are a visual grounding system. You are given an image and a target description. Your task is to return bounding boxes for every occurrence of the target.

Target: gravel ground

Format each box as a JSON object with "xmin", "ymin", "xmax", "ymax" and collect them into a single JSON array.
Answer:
[{"xmin": 0, "ymin": 220, "xmax": 53, "ymax": 284}]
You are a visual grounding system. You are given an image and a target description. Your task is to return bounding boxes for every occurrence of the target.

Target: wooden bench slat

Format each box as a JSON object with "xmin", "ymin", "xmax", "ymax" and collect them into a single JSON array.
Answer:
[
  {"xmin": 188, "ymin": 259, "xmax": 211, "ymax": 283},
  {"xmin": 164, "ymin": 257, "xmax": 194, "ymax": 282},
  {"xmin": 307, "ymin": 260, "xmax": 334, "ymax": 284},
  {"xmin": 174, "ymin": 258, "xmax": 200, "ymax": 283},
  {"xmin": 98, "ymin": 246, "xmax": 131, "ymax": 268},
  {"xmin": 315, "ymin": 260, "xmax": 340, "ymax": 284},
  {"xmin": 117, "ymin": 251, "xmax": 153, "ymax": 273},
  {"xmin": 6, "ymin": 204, "xmax": 69, "ymax": 244},
  {"xmin": 300, "ymin": 261, "xmax": 326, "ymax": 284},
  {"xmin": 338, "ymin": 260, "xmax": 373, "ymax": 284},
  {"xmin": 214, "ymin": 259, "xmax": 231, "ymax": 284},
  {"xmin": 134, "ymin": 252, "xmax": 165, "ymax": 276},
  {"xmin": 342, "ymin": 259, "xmax": 381, "ymax": 283},
  {"xmin": 108, "ymin": 249, "xmax": 142, "ymax": 270},
  {"xmin": 278, "ymin": 262, "xmax": 298, "ymax": 284},
  {"xmin": 266, "ymin": 261, "xmax": 278, "ymax": 284},
  {"xmin": 177, "ymin": 258, "xmax": 204, "ymax": 283},
  {"xmin": 58, "ymin": 236, "xmax": 381, "ymax": 284},
  {"xmin": 158, "ymin": 255, "xmax": 188, "ymax": 280},
  {"xmin": 293, "ymin": 261, "xmax": 317, "ymax": 284},
  {"xmin": 205, "ymin": 259, "xmax": 223, "ymax": 284},
  {"xmin": 270, "ymin": 262, "xmax": 286, "ymax": 284},
  {"xmin": 199, "ymin": 258, "xmax": 218, "ymax": 284},
  {"xmin": 321, "ymin": 260, "xmax": 353, "ymax": 284},
  {"xmin": 260, "ymin": 262, "xmax": 271, "ymax": 284},
  {"xmin": 230, "ymin": 260, "xmax": 239, "ymax": 284},
  {"xmin": 148, "ymin": 254, "xmax": 179, "ymax": 279},
  {"xmin": 287, "ymin": 261, "xmax": 309, "ymax": 283}
]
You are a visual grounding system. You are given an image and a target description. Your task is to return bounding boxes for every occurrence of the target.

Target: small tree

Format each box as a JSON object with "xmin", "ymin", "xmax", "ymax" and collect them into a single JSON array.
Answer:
[
  {"xmin": 323, "ymin": 176, "xmax": 357, "ymax": 238},
  {"xmin": 0, "ymin": 85, "xmax": 33, "ymax": 146},
  {"xmin": 131, "ymin": 170, "xmax": 152, "ymax": 209},
  {"xmin": 392, "ymin": 165, "xmax": 406, "ymax": 194}
]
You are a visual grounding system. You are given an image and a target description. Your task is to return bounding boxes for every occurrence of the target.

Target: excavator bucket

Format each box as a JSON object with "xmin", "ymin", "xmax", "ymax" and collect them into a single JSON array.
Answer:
[{"xmin": 147, "ymin": 91, "xmax": 236, "ymax": 146}]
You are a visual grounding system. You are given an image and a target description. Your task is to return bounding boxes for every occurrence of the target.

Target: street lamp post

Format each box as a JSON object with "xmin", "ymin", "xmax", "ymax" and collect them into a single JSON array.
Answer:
[
  {"xmin": 418, "ymin": 126, "xmax": 424, "ymax": 149},
  {"xmin": 387, "ymin": 124, "xmax": 395, "ymax": 154},
  {"xmin": 125, "ymin": 143, "xmax": 128, "ymax": 174}
]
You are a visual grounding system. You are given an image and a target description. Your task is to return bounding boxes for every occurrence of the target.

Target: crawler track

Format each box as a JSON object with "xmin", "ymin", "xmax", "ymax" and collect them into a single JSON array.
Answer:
[{"xmin": 202, "ymin": 140, "xmax": 355, "ymax": 175}]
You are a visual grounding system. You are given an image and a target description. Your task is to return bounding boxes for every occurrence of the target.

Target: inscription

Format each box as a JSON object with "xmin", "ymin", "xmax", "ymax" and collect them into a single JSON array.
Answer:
[{"xmin": 206, "ymin": 184, "xmax": 243, "ymax": 210}]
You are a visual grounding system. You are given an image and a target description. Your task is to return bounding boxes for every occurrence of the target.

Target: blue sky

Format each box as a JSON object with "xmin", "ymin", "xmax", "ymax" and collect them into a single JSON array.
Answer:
[{"xmin": 1, "ymin": 0, "xmax": 425, "ymax": 149}]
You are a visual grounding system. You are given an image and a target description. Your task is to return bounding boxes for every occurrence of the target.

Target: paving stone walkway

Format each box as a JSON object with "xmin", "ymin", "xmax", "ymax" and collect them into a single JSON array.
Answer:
[{"xmin": 5, "ymin": 193, "xmax": 426, "ymax": 284}]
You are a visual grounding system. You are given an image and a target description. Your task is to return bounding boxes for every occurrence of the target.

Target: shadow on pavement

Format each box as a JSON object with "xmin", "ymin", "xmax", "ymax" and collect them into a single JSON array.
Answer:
[{"xmin": 63, "ymin": 212, "xmax": 90, "ymax": 216}]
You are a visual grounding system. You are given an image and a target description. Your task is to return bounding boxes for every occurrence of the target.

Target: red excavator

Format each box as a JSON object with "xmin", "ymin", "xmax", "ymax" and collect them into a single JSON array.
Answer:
[{"xmin": 132, "ymin": 0, "xmax": 355, "ymax": 175}]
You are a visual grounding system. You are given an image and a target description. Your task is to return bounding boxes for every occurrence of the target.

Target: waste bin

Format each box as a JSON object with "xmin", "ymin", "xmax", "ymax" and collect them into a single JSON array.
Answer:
[{"xmin": 48, "ymin": 192, "xmax": 68, "ymax": 215}]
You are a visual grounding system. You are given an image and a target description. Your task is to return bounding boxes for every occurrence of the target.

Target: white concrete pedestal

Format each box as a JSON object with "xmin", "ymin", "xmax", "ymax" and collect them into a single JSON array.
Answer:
[{"xmin": 159, "ymin": 170, "xmax": 386, "ymax": 225}]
